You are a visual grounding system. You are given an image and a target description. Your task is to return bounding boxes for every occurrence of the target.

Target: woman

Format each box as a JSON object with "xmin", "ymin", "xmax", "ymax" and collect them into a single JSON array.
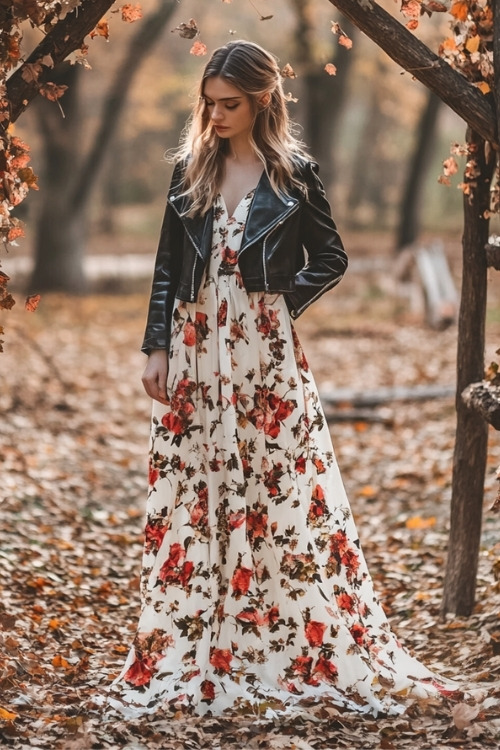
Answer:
[{"xmin": 109, "ymin": 40, "xmax": 455, "ymax": 718}]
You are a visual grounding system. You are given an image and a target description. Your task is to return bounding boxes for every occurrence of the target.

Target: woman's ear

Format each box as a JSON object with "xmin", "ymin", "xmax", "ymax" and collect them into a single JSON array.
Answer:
[{"xmin": 259, "ymin": 92, "xmax": 271, "ymax": 109}]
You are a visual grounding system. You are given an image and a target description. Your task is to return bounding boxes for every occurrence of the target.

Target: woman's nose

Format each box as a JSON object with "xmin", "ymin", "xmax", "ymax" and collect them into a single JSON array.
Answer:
[{"xmin": 211, "ymin": 105, "xmax": 223, "ymax": 121}]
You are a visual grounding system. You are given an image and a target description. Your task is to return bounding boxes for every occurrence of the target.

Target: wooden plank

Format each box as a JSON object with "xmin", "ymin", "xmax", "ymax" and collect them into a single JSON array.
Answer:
[{"xmin": 321, "ymin": 384, "xmax": 455, "ymax": 408}]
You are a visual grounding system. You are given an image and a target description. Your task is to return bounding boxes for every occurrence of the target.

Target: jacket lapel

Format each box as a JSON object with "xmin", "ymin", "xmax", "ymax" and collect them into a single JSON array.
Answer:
[
  {"xmin": 240, "ymin": 171, "xmax": 299, "ymax": 253},
  {"xmin": 168, "ymin": 168, "xmax": 300, "ymax": 260}
]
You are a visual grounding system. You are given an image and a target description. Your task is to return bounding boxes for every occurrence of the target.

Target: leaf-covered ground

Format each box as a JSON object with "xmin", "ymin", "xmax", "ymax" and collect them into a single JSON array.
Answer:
[{"xmin": 1, "ymin": 277, "xmax": 500, "ymax": 749}]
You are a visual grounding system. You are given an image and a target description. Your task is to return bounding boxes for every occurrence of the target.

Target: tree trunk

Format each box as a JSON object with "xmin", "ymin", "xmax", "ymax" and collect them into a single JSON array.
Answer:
[
  {"xmin": 396, "ymin": 91, "xmax": 441, "ymax": 250},
  {"xmin": 290, "ymin": 1, "xmax": 356, "ymax": 195},
  {"xmin": 442, "ymin": 129, "xmax": 494, "ymax": 616},
  {"xmin": 30, "ymin": 0, "xmax": 178, "ymax": 292},
  {"xmin": 30, "ymin": 64, "xmax": 87, "ymax": 292},
  {"xmin": 346, "ymin": 57, "xmax": 391, "ymax": 226},
  {"xmin": 327, "ymin": 0, "xmax": 496, "ymax": 146}
]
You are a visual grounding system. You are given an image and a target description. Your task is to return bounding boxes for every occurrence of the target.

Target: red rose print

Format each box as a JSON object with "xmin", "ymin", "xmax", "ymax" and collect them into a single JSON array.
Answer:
[
  {"xmin": 217, "ymin": 298, "xmax": 228, "ymax": 327},
  {"xmin": 158, "ymin": 543, "xmax": 194, "ymax": 589},
  {"xmin": 308, "ymin": 484, "xmax": 327, "ymax": 522},
  {"xmin": 336, "ymin": 592, "xmax": 356, "ymax": 614},
  {"xmin": 231, "ymin": 565, "xmax": 253, "ymax": 597},
  {"xmin": 236, "ymin": 608, "xmax": 260, "ymax": 625},
  {"xmin": 183, "ymin": 321, "xmax": 196, "ymax": 346},
  {"xmin": 313, "ymin": 457, "xmax": 326, "ymax": 473},
  {"xmin": 123, "ymin": 654, "xmax": 157, "ymax": 687},
  {"xmin": 167, "ymin": 543, "xmax": 184, "ymax": 567},
  {"xmin": 305, "ymin": 620, "xmax": 327, "ymax": 647},
  {"xmin": 161, "ymin": 412, "xmax": 184, "ymax": 435},
  {"xmin": 144, "ymin": 522, "xmax": 168, "ymax": 553},
  {"xmin": 209, "ymin": 648, "xmax": 233, "ymax": 674},
  {"xmin": 350, "ymin": 622, "xmax": 369, "ymax": 646},
  {"xmin": 295, "ymin": 456, "xmax": 306, "ymax": 474},
  {"xmin": 313, "ymin": 655, "xmax": 338, "ymax": 683},
  {"xmin": 179, "ymin": 560, "xmax": 194, "ymax": 587},
  {"xmin": 201, "ymin": 679, "xmax": 216, "ymax": 700},
  {"xmin": 228, "ymin": 511, "xmax": 246, "ymax": 530},
  {"xmin": 190, "ymin": 499, "xmax": 207, "ymax": 526},
  {"xmin": 148, "ymin": 462, "xmax": 160, "ymax": 486},
  {"xmin": 342, "ymin": 547, "xmax": 361, "ymax": 581},
  {"xmin": 246, "ymin": 505, "xmax": 268, "ymax": 539},
  {"xmin": 221, "ymin": 247, "xmax": 237, "ymax": 266},
  {"xmin": 290, "ymin": 655, "xmax": 313, "ymax": 677},
  {"xmin": 267, "ymin": 605, "xmax": 280, "ymax": 626},
  {"xmin": 329, "ymin": 529, "xmax": 350, "ymax": 558}
]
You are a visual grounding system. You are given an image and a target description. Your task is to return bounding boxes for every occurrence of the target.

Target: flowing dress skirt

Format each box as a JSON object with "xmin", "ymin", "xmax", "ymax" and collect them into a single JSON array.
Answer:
[{"xmin": 108, "ymin": 192, "xmax": 453, "ymax": 717}]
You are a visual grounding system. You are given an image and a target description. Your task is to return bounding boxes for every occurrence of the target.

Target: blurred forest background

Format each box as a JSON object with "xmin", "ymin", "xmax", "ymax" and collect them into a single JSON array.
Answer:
[{"xmin": 3, "ymin": 0, "xmax": 489, "ymax": 293}]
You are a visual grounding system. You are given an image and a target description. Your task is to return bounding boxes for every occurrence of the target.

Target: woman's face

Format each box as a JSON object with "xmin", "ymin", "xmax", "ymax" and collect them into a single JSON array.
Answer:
[{"xmin": 202, "ymin": 76, "xmax": 255, "ymax": 143}]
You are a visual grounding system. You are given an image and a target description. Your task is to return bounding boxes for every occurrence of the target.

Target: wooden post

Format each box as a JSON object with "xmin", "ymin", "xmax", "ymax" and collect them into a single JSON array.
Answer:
[{"xmin": 442, "ymin": 130, "xmax": 495, "ymax": 616}]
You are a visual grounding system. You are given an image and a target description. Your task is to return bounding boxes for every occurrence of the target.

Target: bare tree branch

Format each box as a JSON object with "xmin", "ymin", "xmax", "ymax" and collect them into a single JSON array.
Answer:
[
  {"xmin": 5, "ymin": 0, "xmax": 116, "ymax": 126},
  {"xmin": 327, "ymin": 0, "xmax": 497, "ymax": 146}
]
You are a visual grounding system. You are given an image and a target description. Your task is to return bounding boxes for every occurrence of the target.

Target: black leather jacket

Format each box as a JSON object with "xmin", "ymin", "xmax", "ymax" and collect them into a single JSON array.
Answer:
[{"xmin": 142, "ymin": 157, "xmax": 347, "ymax": 354}]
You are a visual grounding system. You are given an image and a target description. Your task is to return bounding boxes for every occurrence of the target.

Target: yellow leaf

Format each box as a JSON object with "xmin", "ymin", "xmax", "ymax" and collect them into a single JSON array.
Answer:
[
  {"xmin": 476, "ymin": 81, "xmax": 491, "ymax": 94},
  {"xmin": 465, "ymin": 35, "xmax": 480, "ymax": 54},
  {"xmin": 414, "ymin": 591, "xmax": 431, "ymax": 601},
  {"xmin": 52, "ymin": 654, "xmax": 71, "ymax": 669},
  {"xmin": 359, "ymin": 485, "xmax": 377, "ymax": 497},
  {"xmin": 450, "ymin": 1, "xmax": 469, "ymax": 21},
  {"xmin": 441, "ymin": 37, "xmax": 457, "ymax": 51},
  {"xmin": 0, "ymin": 707, "xmax": 17, "ymax": 721},
  {"xmin": 405, "ymin": 516, "xmax": 436, "ymax": 529}
]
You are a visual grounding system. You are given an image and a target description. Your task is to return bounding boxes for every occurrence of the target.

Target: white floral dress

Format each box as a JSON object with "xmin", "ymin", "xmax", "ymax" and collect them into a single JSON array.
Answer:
[{"xmin": 108, "ymin": 192, "xmax": 454, "ymax": 718}]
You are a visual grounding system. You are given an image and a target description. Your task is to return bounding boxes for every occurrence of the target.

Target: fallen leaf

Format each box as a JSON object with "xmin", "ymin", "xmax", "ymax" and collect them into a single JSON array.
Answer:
[
  {"xmin": 25, "ymin": 294, "xmax": 41, "ymax": 312},
  {"xmin": 90, "ymin": 18, "xmax": 110, "ymax": 40},
  {"xmin": 405, "ymin": 516, "xmax": 436, "ymax": 529},
  {"xmin": 121, "ymin": 3, "xmax": 142, "ymax": 22},
  {"xmin": 190, "ymin": 41, "xmax": 207, "ymax": 57},
  {"xmin": 452, "ymin": 702, "xmax": 480, "ymax": 730},
  {"xmin": 171, "ymin": 18, "xmax": 198, "ymax": 39}
]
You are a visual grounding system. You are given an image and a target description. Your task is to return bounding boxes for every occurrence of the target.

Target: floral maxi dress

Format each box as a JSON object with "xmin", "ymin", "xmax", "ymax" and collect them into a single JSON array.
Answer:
[{"xmin": 109, "ymin": 192, "xmax": 451, "ymax": 718}]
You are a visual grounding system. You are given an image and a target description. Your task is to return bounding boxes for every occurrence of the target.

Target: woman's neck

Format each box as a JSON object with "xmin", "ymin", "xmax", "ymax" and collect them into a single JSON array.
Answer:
[{"xmin": 227, "ymin": 136, "xmax": 259, "ymax": 166}]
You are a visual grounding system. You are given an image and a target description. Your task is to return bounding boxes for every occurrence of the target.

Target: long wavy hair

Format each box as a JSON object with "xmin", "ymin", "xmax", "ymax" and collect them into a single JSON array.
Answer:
[{"xmin": 174, "ymin": 40, "xmax": 309, "ymax": 216}]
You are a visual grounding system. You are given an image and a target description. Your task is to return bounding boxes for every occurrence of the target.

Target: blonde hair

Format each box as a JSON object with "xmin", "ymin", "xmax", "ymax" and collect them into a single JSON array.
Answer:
[{"xmin": 174, "ymin": 40, "xmax": 309, "ymax": 216}]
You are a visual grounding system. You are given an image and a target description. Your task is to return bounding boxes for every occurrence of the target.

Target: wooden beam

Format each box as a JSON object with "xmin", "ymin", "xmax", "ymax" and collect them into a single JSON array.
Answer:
[
  {"xmin": 486, "ymin": 244, "xmax": 500, "ymax": 270},
  {"xmin": 442, "ymin": 129, "xmax": 494, "ymax": 616},
  {"xmin": 328, "ymin": 0, "xmax": 497, "ymax": 146},
  {"xmin": 462, "ymin": 381, "xmax": 500, "ymax": 430}
]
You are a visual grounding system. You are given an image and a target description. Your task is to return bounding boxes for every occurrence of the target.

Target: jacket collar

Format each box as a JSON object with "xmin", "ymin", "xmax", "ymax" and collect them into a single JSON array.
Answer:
[{"xmin": 168, "ymin": 169, "xmax": 300, "ymax": 260}]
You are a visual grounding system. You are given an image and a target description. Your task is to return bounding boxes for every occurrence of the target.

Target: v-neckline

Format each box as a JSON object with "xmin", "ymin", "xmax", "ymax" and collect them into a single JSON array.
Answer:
[{"xmin": 218, "ymin": 189, "xmax": 255, "ymax": 222}]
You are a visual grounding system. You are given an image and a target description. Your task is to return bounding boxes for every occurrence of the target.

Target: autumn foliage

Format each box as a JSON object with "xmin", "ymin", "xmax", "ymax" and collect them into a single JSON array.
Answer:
[{"xmin": 0, "ymin": 1, "xmax": 143, "ymax": 343}]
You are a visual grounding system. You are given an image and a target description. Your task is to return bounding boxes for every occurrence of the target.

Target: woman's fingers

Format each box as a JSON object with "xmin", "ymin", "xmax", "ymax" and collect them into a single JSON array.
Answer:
[{"xmin": 142, "ymin": 350, "xmax": 169, "ymax": 404}]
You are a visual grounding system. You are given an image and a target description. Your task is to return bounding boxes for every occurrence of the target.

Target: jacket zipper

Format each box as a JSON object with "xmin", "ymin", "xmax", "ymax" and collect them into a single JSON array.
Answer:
[{"xmin": 191, "ymin": 257, "xmax": 197, "ymax": 301}]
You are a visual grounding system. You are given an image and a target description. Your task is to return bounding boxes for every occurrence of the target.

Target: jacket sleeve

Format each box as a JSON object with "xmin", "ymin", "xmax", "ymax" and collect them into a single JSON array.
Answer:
[
  {"xmin": 141, "ymin": 170, "xmax": 184, "ymax": 355},
  {"xmin": 285, "ymin": 161, "xmax": 347, "ymax": 319}
]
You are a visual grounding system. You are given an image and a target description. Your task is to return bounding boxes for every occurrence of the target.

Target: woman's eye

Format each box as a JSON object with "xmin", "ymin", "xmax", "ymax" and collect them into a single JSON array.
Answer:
[{"xmin": 226, "ymin": 104, "xmax": 238, "ymax": 110}]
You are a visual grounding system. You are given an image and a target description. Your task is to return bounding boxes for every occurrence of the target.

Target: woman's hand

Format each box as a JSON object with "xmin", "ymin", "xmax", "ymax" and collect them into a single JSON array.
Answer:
[{"xmin": 142, "ymin": 349, "xmax": 169, "ymax": 404}]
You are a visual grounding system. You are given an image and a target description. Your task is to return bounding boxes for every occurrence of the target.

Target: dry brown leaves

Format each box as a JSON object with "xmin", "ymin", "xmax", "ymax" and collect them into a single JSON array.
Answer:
[{"xmin": 1, "ymin": 280, "xmax": 499, "ymax": 748}]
